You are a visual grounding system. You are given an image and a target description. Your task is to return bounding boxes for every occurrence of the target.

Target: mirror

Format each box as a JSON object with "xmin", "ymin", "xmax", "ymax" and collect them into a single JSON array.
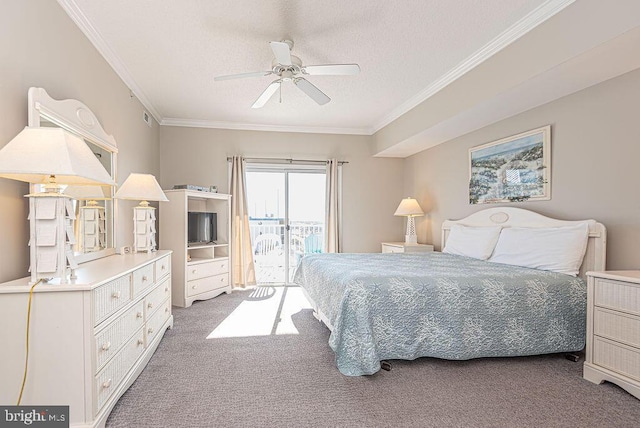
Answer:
[{"xmin": 28, "ymin": 87, "xmax": 117, "ymax": 263}]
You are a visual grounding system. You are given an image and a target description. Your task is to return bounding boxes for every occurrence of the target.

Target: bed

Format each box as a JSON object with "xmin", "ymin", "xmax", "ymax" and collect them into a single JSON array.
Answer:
[{"xmin": 293, "ymin": 207, "xmax": 606, "ymax": 376}]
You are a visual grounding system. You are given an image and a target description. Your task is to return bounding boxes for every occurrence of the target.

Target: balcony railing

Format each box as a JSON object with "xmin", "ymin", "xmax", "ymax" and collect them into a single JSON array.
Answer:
[{"xmin": 249, "ymin": 220, "xmax": 324, "ymax": 284}]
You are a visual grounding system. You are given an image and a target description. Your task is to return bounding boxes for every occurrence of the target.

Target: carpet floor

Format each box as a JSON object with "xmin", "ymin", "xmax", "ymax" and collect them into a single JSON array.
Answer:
[{"xmin": 107, "ymin": 286, "xmax": 640, "ymax": 427}]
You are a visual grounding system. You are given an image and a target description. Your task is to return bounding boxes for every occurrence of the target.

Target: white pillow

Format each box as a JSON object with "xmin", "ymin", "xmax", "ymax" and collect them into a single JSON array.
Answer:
[
  {"xmin": 443, "ymin": 225, "xmax": 502, "ymax": 260},
  {"xmin": 488, "ymin": 223, "xmax": 590, "ymax": 276}
]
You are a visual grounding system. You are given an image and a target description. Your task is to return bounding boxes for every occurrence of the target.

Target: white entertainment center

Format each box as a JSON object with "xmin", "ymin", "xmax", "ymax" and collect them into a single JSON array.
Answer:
[{"xmin": 160, "ymin": 189, "xmax": 232, "ymax": 307}]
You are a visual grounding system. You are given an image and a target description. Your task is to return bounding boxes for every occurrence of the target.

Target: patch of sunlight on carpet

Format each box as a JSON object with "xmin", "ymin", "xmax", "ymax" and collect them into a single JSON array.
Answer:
[{"xmin": 207, "ymin": 287, "xmax": 312, "ymax": 339}]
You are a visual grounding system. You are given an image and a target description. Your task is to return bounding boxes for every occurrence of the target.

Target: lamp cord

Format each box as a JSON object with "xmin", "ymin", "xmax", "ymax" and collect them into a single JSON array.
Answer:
[{"xmin": 17, "ymin": 279, "xmax": 42, "ymax": 405}]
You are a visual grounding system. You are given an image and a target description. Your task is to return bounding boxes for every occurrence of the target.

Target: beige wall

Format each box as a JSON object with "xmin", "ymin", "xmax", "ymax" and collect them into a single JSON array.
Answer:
[
  {"xmin": 0, "ymin": 1, "xmax": 160, "ymax": 282},
  {"xmin": 404, "ymin": 68, "xmax": 640, "ymax": 270},
  {"xmin": 159, "ymin": 127, "xmax": 405, "ymax": 253}
]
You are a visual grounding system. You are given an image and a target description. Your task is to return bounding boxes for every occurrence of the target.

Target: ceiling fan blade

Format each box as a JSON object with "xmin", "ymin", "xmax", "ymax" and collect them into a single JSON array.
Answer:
[
  {"xmin": 214, "ymin": 71, "xmax": 272, "ymax": 81},
  {"xmin": 251, "ymin": 80, "xmax": 281, "ymax": 108},
  {"xmin": 294, "ymin": 78, "xmax": 330, "ymax": 105},
  {"xmin": 303, "ymin": 64, "xmax": 360, "ymax": 76},
  {"xmin": 270, "ymin": 41, "xmax": 292, "ymax": 66}
]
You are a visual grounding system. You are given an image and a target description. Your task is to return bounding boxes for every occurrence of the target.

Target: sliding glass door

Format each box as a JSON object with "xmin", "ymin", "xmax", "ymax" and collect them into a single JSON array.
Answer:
[{"xmin": 246, "ymin": 165, "xmax": 326, "ymax": 284}]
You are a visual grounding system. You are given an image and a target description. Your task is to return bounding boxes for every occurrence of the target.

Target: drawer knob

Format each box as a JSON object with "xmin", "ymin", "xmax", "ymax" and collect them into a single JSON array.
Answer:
[
  {"xmin": 161, "ymin": 265, "xmax": 166, "ymax": 270},
  {"xmin": 147, "ymin": 302, "xmax": 153, "ymax": 309},
  {"xmin": 142, "ymin": 275, "xmax": 148, "ymax": 281},
  {"xmin": 101, "ymin": 342, "xmax": 111, "ymax": 351},
  {"xmin": 111, "ymin": 291, "xmax": 121, "ymax": 299},
  {"xmin": 220, "ymin": 277, "xmax": 224, "ymax": 282},
  {"xmin": 137, "ymin": 338, "xmax": 144, "ymax": 346},
  {"xmin": 165, "ymin": 307, "xmax": 169, "ymax": 313},
  {"xmin": 192, "ymin": 285, "xmax": 198, "ymax": 289},
  {"xmin": 136, "ymin": 312, "xmax": 143, "ymax": 319},
  {"xmin": 164, "ymin": 287, "xmax": 169, "ymax": 292},
  {"xmin": 192, "ymin": 269, "xmax": 197, "ymax": 274},
  {"xmin": 102, "ymin": 379, "xmax": 112, "ymax": 389},
  {"xmin": 221, "ymin": 264, "xmax": 225, "ymax": 269},
  {"xmin": 148, "ymin": 327, "xmax": 154, "ymax": 334}
]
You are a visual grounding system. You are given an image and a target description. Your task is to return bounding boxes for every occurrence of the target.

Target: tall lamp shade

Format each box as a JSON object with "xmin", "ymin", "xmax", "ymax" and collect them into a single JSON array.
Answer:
[
  {"xmin": 394, "ymin": 197, "xmax": 424, "ymax": 244},
  {"xmin": 0, "ymin": 127, "xmax": 114, "ymax": 188},
  {"xmin": 114, "ymin": 173, "xmax": 168, "ymax": 205},
  {"xmin": 115, "ymin": 173, "xmax": 168, "ymax": 253},
  {"xmin": 0, "ymin": 126, "xmax": 115, "ymax": 284}
]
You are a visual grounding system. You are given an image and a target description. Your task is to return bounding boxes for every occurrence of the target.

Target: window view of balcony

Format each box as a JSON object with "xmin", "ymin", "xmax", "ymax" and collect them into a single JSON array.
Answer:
[{"xmin": 246, "ymin": 169, "xmax": 326, "ymax": 284}]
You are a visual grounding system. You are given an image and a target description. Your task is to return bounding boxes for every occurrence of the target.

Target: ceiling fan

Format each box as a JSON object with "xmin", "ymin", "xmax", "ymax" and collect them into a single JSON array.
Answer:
[{"xmin": 214, "ymin": 40, "xmax": 360, "ymax": 108}]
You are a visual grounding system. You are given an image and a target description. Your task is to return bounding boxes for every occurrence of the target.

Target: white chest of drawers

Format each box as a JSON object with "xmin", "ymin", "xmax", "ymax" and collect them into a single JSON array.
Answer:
[
  {"xmin": 584, "ymin": 271, "xmax": 640, "ymax": 400},
  {"xmin": 0, "ymin": 251, "xmax": 173, "ymax": 427}
]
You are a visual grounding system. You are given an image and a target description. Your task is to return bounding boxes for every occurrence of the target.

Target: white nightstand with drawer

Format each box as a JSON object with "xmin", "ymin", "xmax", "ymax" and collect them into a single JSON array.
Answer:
[
  {"xmin": 381, "ymin": 242, "xmax": 434, "ymax": 253},
  {"xmin": 584, "ymin": 271, "xmax": 640, "ymax": 399}
]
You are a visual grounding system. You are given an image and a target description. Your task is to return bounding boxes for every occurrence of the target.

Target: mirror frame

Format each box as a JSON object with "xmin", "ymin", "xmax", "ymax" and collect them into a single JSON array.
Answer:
[{"xmin": 27, "ymin": 87, "xmax": 118, "ymax": 263}]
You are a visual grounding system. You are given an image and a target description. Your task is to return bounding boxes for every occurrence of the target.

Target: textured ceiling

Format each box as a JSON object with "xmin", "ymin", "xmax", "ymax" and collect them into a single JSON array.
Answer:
[{"xmin": 66, "ymin": 0, "xmax": 549, "ymax": 133}]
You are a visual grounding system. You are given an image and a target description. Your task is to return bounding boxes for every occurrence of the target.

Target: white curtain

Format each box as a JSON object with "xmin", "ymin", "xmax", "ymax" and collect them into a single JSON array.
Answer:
[
  {"xmin": 324, "ymin": 159, "xmax": 341, "ymax": 253},
  {"xmin": 229, "ymin": 156, "xmax": 256, "ymax": 287}
]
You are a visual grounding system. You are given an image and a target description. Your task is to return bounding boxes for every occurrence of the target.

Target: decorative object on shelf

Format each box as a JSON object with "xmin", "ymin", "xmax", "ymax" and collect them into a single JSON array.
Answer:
[
  {"xmin": 469, "ymin": 125, "xmax": 551, "ymax": 204},
  {"xmin": 115, "ymin": 173, "xmax": 168, "ymax": 253},
  {"xmin": 65, "ymin": 185, "xmax": 111, "ymax": 253},
  {"xmin": 394, "ymin": 197, "xmax": 424, "ymax": 244},
  {"xmin": 0, "ymin": 127, "xmax": 115, "ymax": 284}
]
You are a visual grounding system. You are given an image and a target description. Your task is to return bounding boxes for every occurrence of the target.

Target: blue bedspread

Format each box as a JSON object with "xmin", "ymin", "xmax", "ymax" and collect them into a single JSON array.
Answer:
[{"xmin": 293, "ymin": 252, "xmax": 586, "ymax": 376}]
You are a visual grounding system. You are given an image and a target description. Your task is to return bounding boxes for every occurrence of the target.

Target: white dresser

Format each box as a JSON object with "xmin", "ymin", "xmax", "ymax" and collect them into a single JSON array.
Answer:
[
  {"xmin": 381, "ymin": 242, "xmax": 434, "ymax": 253},
  {"xmin": 0, "ymin": 251, "xmax": 173, "ymax": 427},
  {"xmin": 584, "ymin": 271, "xmax": 640, "ymax": 399}
]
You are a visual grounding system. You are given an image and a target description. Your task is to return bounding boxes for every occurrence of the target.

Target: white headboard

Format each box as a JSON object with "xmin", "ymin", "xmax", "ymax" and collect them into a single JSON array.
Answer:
[{"xmin": 441, "ymin": 207, "xmax": 607, "ymax": 279}]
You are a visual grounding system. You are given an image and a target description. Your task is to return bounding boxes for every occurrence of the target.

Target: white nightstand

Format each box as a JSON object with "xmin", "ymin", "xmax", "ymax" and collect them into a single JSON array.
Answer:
[
  {"xmin": 584, "ymin": 271, "xmax": 640, "ymax": 399},
  {"xmin": 381, "ymin": 242, "xmax": 434, "ymax": 253}
]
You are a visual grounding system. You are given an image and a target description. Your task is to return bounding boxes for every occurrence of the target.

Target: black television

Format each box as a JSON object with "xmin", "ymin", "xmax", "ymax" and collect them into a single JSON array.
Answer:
[{"xmin": 188, "ymin": 212, "xmax": 217, "ymax": 245}]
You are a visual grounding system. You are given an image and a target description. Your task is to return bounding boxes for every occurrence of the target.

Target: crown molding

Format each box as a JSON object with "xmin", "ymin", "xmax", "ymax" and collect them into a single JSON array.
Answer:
[
  {"xmin": 370, "ymin": 0, "xmax": 575, "ymax": 134},
  {"xmin": 160, "ymin": 118, "xmax": 372, "ymax": 135},
  {"xmin": 57, "ymin": 0, "xmax": 164, "ymax": 124}
]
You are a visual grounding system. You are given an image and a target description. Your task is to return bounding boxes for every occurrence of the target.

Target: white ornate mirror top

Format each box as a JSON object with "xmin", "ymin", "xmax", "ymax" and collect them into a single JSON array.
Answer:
[{"xmin": 28, "ymin": 87, "xmax": 117, "ymax": 153}]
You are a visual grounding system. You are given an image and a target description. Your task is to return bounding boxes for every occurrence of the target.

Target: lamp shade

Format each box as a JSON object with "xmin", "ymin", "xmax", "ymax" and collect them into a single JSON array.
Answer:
[
  {"xmin": 114, "ymin": 173, "xmax": 168, "ymax": 202},
  {"xmin": 394, "ymin": 197, "xmax": 424, "ymax": 217},
  {"xmin": 64, "ymin": 185, "xmax": 111, "ymax": 200},
  {"xmin": 0, "ymin": 127, "xmax": 114, "ymax": 185}
]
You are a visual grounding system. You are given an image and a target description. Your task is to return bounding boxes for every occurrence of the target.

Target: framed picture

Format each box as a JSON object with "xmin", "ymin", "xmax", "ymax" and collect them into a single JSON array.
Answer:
[{"xmin": 469, "ymin": 125, "xmax": 550, "ymax": 204}]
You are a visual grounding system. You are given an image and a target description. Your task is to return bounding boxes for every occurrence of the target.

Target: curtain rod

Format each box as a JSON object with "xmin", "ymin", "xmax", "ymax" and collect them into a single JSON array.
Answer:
[{"xmin": 226, "ymin": 156, "xmax": 348, "ymax": 165}]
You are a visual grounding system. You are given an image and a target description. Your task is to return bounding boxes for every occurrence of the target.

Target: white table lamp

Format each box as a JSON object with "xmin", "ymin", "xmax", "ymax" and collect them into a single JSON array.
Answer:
[
  {"xmin": 0, "ymin": 127, "xmax": 115, "ymax": 283},
  {"xmin": 394, "ymin": 197, "xmax": 424, "ymax": 244},
  {"xmin": 114, "ymin": 173, "xmax": 168, "ymax": 253},
  {"xmin": 65, "ymin": 185, "xmax": 112, "ymax": 253}
]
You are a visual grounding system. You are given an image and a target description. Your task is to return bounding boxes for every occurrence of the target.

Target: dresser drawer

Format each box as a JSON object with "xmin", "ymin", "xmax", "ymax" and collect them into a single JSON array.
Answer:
[
  {"xmin": 145, "ymin": 278, "xmax": 171, "ymax": 318},
  {"xmin": 95, "ymin": 328, "xmax": 146, "ymax": 412},
  {"xmin": 187, "ymin": 259, "xmax": 229, "ymax": 281},
  {"xmin": 593, "ymin": 336, "xmax": 640, "ymax": 382},
  {"xmin": 94, "ymin": 300, "xmax": 144, "ymax": 371},
  {"xmin": 155, "ymin": 255, "xmax": 171, "ymax": 281},
  {"xmin": 187, "ymin": 273, "xmax": 228, "ymax": 297},
  {"xmin": 594, "ymin": 278, "xmax": 640, "ymax": 315},
  {"xmin": 146, "ymin": 298, "xmax": 171, "ymax": 345},
  {"xmin": 594, "ymin": 307, "xmax": 640, "ymax": 348},
  {"xmin": 93, "ymin": 275, "xmax": 132, "ymax": 325},
  {"xmin": 382, "ymin": 245, "xmax": 402, "ymax": 253},
  {"xmin": 132, "ymin": 263, "xmax": 155, "ymax": 296}
]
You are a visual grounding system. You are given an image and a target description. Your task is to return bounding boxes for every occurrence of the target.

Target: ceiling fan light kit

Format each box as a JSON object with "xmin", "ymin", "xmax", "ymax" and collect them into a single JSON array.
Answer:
[{"xmin": 214, "ymin": 39, "xmax": 360, "ymax": 108}]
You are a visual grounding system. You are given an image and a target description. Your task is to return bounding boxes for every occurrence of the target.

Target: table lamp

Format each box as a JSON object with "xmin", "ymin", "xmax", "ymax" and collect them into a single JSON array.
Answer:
[
  {"xmin": 114, "ymin": 173, "xmax": 168, "ymax": 253},
  {"xmin": 65, "ymin": 185, "xmax": 111, "ymax": 253},
  {"xmin": 394, "ymin": 197, "xmax": 424, "ymax": 244},
  {"xmin": 0, "ymin": 127, "xmax": 115, "ymax": 283}
]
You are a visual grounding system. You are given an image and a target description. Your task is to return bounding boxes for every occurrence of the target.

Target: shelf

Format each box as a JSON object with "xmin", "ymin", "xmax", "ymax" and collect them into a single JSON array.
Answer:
[
  {"xmin": 187, "ymin": 243, "xmax": 228, "ymax": 250},
  {"xmin": 187, "ymin": 256, "xmax": 229, "ymax": 265}
]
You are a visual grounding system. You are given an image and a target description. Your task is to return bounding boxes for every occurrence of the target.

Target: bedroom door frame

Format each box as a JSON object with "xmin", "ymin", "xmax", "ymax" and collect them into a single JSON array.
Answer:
[{"xmin": 245, "ymin": 163, "xmax": 327, "ymax": 284}]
